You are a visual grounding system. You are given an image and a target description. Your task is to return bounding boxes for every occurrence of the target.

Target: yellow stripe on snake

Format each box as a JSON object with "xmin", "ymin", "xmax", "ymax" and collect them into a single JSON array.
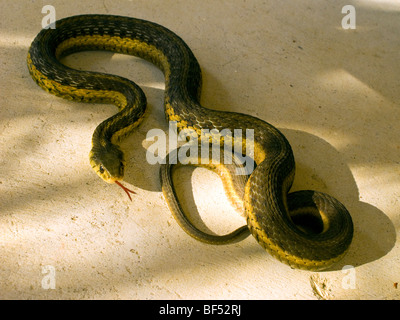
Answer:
[{"xmin": 27, "ymin": 14, "xmax": 353, "ymax": 271}]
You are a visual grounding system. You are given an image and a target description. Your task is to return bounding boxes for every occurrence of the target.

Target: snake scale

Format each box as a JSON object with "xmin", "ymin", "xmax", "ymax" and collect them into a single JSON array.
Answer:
[{"xmin": 27, "ymin": 14, "xmax": 353, "ymax": 271}]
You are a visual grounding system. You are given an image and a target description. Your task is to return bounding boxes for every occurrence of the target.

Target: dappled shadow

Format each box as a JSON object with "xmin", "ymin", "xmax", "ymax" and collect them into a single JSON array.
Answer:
[{"xmin": 1, "ymin": 0, "xmax": 399, "ymax": 299}]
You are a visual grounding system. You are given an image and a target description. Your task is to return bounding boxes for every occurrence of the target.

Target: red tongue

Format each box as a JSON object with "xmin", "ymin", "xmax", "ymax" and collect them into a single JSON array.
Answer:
[{"xmin": 115, "ymin": 181, "xmax": 136, "ymax": 201}]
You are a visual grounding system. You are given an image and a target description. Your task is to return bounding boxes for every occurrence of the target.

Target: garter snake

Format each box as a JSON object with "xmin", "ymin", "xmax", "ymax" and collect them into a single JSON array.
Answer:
[{"xmin": 27, "ymin": 14, "xmax": 353, "ymax": 270}]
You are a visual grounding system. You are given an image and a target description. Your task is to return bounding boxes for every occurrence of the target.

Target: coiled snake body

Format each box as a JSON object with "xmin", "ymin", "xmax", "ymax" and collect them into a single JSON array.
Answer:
[{"xmin": 28, "ymin": 14, "xmax": 353, "ymax": 270}]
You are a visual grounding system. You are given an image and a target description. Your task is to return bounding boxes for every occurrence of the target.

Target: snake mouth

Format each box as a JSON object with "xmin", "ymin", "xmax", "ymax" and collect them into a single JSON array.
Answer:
[{"xmin": 114, "ymin": 180, "xmax": 136, "ymax": 201}]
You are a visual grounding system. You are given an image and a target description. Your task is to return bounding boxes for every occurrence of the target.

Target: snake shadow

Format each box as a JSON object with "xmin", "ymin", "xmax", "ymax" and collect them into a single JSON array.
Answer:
[
  {"xmin": 282, "ymin": 129, "xmax": 396, "ymax": 270},
  {"xmin": 143, "ymin": 127, "xmax": 396, "ymax": 271}
]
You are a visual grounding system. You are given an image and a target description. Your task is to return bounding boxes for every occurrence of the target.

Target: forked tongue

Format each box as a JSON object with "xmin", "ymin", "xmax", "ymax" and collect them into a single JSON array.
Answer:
[{"xmin": 115, "ymin": 181, "xmax": 136, "ymax": 201}]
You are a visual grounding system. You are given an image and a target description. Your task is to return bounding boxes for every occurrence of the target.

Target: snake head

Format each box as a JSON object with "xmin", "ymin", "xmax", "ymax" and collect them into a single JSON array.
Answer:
[
  {"xmin": 89, "ymin": 143, "xmax": 125, "ymax": 183},
  {"xmin": 89, "ymin": 143, "xmax": 136, "ymax": 201}
]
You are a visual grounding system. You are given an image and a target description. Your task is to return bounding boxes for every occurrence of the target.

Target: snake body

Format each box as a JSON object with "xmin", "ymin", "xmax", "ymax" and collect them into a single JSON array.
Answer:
[{"xmin": 28, "ymin": 14, "xmax": 353, "ymax": 270}]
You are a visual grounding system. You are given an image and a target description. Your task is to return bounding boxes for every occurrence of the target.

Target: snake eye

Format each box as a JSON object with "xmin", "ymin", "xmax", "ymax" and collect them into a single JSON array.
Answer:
[{"xmin": 99, "ymin": 165, "xmax": 105, "ymax": 174}]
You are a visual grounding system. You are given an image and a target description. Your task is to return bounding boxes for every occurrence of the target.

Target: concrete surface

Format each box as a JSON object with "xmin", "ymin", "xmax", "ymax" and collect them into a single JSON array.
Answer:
[{"xmin": 0, "ymin": 0, "xmax": 399, "ymax": 299}]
